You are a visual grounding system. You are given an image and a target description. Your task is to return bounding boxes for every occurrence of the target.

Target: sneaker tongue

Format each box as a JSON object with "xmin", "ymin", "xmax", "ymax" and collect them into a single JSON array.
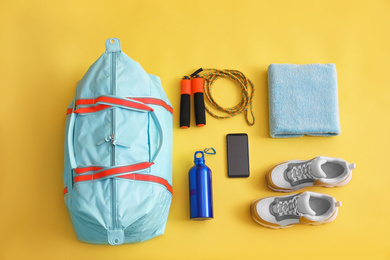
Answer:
[
  {"xmin": 297, "ymin": 193, "xmax": 316, "ymax": 216},
  {"xmin": 310, "ymin": 159, "xmax": 327, "ymax": 178}
]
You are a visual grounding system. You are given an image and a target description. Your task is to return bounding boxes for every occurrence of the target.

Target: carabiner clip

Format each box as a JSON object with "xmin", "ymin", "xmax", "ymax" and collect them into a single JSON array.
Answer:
[{"xmin": 204, "ymin": 147, "xmax": 216, "ymax": 155}]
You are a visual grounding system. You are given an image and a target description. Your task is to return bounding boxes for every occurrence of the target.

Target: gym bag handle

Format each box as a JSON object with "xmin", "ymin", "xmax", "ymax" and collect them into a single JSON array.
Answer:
[{"xmin": 67, "ymin": 96, "xmax": 164, "ymax": 169}]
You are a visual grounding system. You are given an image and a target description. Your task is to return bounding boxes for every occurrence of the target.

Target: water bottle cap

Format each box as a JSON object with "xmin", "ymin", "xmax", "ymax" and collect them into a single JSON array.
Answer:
[{"xmin": 194, "ymin": 151, "xmax": 205, "ymax": 165}]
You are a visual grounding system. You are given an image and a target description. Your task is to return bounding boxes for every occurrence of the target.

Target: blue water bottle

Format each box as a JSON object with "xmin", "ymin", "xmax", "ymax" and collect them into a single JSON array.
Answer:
[{"xmin": 189, "ymin": 151, "xmax": 213, "ymax": 220}]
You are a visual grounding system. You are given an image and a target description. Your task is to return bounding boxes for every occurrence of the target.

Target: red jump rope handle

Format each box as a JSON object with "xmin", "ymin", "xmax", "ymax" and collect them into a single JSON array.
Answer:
[
  {"xmin": 192, "ymin": 75, "xmax": 206, "ymax": 127},
  {"xmin": 180, "ymin": 76, "xmax": 191, "ymax": 129}
]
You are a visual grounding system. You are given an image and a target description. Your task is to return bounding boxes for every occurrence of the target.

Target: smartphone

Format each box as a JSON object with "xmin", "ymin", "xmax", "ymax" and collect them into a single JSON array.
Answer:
[{"xmin": 226, "ymin": 133, "xmax": 250, "ymax": 178}]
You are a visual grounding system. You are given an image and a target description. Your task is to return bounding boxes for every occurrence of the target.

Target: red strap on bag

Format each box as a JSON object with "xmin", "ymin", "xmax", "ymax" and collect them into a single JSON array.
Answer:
[
  {"xmin": 74, "ymin": 166, "xmax": 104, "ymax": 174},
  {"xmin": 68, "ymin": 96, "xmax": 172, "ymax": 115},
  {"xmin": 70, "ymin": 162, "xmax": 172, "ymax": 194},
  {"xmin": 131, "ymin": 98, "xmax": 173, "ymax": 114},
  {"xmin": 117, "ymin": 173, "xmax": 173, "ymax": 193},
  {"xmin": 74, "ymin": 96, "xmax": 153, "ymax": 114},
  {"xmin": 73, "ymin": 162, "xmax": 154, "ymax": 182}
]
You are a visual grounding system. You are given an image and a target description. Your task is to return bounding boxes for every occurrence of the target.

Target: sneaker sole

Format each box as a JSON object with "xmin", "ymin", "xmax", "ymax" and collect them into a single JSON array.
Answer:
[{"xmin": 250, "ymin": 198, "xmax": 340, "ymax": 229}]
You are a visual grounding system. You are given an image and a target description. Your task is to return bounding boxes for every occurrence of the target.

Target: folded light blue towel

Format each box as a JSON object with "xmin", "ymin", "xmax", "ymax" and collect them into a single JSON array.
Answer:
[{"xmin": 268, "ymin": 64, "xmax": 341, "ymax": 138}]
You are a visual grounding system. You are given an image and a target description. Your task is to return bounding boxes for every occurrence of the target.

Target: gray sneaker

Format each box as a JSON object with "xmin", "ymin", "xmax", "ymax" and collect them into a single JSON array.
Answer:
[
  {"xmin": 251, "ymin": 191, "xmax": 342, "ymax": 228},
  {"xmin": 265, "ymin": 156, "xmax": 356, "ymax": 192}
]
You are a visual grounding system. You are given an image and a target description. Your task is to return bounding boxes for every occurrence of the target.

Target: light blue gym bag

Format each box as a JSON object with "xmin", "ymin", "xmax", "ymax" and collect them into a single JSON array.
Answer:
[{"xmin": 63, "ymin": 38, "xmax": 173, "ymax": 245}]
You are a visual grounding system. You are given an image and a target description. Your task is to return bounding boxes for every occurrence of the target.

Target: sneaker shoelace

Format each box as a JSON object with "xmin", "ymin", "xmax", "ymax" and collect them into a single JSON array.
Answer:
[
  {"xmin": 275, "ymin": 196, "xmax": 299, "ymax": 217},
  {"xmin": 287, "ymin": 161, "xmax": 316, "ymax": 182}
]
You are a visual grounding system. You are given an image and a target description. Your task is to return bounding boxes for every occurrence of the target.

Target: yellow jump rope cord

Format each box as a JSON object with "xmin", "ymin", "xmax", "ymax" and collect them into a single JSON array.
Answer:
[{"xmin": 199, "ymin": 68, "xmax": 255, "ymax": 126}]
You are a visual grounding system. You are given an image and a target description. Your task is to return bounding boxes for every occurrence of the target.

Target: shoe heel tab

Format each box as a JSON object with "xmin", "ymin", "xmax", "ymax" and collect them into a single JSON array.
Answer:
[
  {"xmin": 335, "ymin": 201, "xmax": 342, "ymax": 207},
  {"xmin": 349, "ymin": 163, "xmax": 356, "ymax": 170}
]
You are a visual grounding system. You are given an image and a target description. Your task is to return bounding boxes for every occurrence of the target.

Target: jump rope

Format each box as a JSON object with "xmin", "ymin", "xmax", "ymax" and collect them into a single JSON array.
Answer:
[{"xmin": 180, "ymin": 68, "xmax": 255, "ymax": 128}]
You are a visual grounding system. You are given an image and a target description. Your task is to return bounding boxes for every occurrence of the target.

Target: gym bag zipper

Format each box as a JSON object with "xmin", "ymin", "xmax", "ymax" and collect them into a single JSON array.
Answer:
[{"xmin": 111, "ymin": 51, "xmax": 118, "ymax": 231}]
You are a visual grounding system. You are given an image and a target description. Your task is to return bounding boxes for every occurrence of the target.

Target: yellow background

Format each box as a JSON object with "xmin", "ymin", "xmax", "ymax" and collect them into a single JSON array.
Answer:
[{"xmin": 1, "ymin": 0, "xmax": 389, "ymax": 259}]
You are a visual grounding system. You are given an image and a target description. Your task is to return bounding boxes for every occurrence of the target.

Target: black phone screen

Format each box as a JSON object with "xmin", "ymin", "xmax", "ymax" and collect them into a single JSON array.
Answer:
[{"xmin": 226, "ymin": 133, "xmax": 250, "ymax": 178}]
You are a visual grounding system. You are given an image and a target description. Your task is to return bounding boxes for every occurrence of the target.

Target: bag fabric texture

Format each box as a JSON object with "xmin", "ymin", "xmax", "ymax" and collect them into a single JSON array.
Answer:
[{"xmin": 63, "ymin": 38, "xmax": 173, "ymax": 245}]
